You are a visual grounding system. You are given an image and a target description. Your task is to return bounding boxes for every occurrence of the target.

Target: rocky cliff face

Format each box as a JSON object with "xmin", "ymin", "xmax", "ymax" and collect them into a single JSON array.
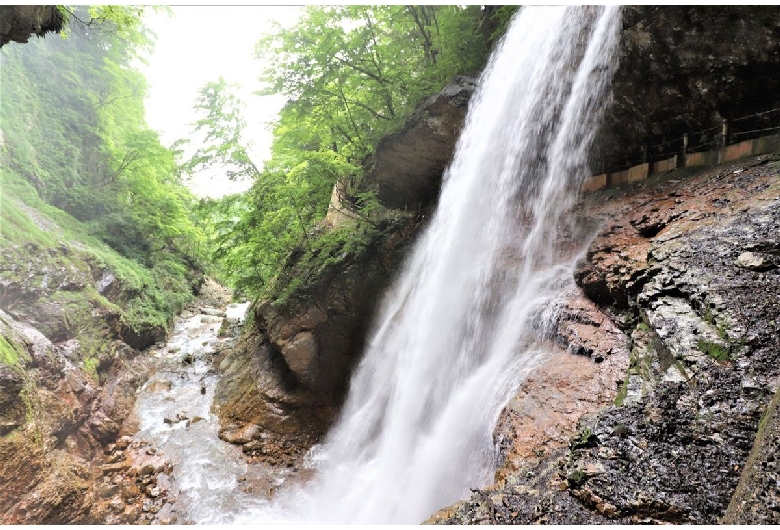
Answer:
[
  {"xmin": 361, "ymin": 7, "xmax": 780, "ymax": 199},
  {"xmin": 213, "ymin": 215, "xmax": 427, "ymax": 461},
  {"xmin": 211, "ymin": 74, "xmax": 479, "ymax": 460},
  {"xmin": 360, "ymin": 76, "xmax": 476, "ymax": 210},
  {"xmin": 0, "ymin": 189, "xmax": 200, "ymax": 522},
  {"xmin": 0, "ymin": 241, "xmax": 171, "ymax": 352},
  {"xmin": 0, "ymin": 308, "xmax": 147, "ymax": 523},
  {"xmin": 0, "ymin": 6, "xmax": 63, "ymax": 48},
  {"xmin": 598, "ymin": 6, "xmax": 780, "ymax": 171},
  {"xmin": 214, "ymin": 5, "xmax": 780, "ymax": 495},
  {"xmin": 430, "ymin": 153, "xmax": 780, "ymax": 525}
]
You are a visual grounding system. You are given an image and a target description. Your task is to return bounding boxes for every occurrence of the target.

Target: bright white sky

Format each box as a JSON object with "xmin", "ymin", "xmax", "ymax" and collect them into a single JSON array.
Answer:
[{"xmin": 141, "ymin": 5, "xmax": 302, "ymax": 198}]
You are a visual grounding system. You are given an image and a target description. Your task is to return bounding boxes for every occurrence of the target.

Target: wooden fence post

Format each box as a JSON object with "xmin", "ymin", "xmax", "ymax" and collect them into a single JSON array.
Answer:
[
  {"xmin": 722, "ymin": 119, "xmax": 730, "ymax": 147},
  {"xmin": 677, "ymin": 132, "xmax": 689, "ymax": 168}
]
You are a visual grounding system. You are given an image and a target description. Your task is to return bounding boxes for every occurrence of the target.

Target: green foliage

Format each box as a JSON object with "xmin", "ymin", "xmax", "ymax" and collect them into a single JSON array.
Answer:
[
  {"xmin": 178, "ymin": 77, "xmax": 260, "ymax": 182},
  {"xmin": 81, "ymin": 356, "xmax": 100, "ymax": 382},
  {"xmin": 186, "ymin": 6, "xmax": 494, "ymax": 298},
  {"xmin": 696, "ymin": 339, "xmax": 730, "ymax": 361},
  {"xmin": 567, "ymin": 469, "xmax": 588, "ymax": 488},
  {"xmin": 58, "ymin": 5, "xmax": 160, "ymax": 51},
  {"xmin": 257, "ymin": 5, "xmax": 489, "ymax": 162},
  {"xmin": 488, "ymin": 6, "xmax": 522, "ymax": 41},
  {"xmin": 0, "ymin": 5, "xmax": 205, "ymax": 326},
  {"xmin": 570, "ymin": 426, "xmax": 598, "ymax": 450},
  {"xmin": 0, "ymin": 169, "xmax": 196, "ymax": 348},
  {"xmin": 613, "ymin": 379, "xmax": 628, "ymax": 406},
  {"xmin": 266, "ymin": 222, "xmax": 380, "ymax": 310},
  {"xmin": 0, "ymin": 333, "xmax": 26, "ymax": 367}
]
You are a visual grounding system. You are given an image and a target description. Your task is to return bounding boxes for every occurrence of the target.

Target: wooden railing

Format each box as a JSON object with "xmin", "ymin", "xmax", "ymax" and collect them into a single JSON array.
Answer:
[{"xmin": 584, "ymin": 108, "xmax": 780, "ymax": 192}]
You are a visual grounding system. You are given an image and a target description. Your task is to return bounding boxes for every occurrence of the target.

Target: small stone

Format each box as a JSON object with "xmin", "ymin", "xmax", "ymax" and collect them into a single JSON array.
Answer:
[
  {"xmin": 102, "ymin": 462, "xmax": 129, "ymax": 475},
  {"xmin": 98, "ymin": 484, "xmax": 120, "ymax": 499},
  {"xmin": 186, "ymin": 416, "xmax": 205, "ymax": 427},
  {"xmin": 597, "ymin": 500, "xmax": 618, "ymax": 517},
  {"xmin": 147, "ymin": 379, "xmax": 172, "ymax": 393},
  {"xmin": 108, "ymin": 497, "xmax": 125, "ymax": 514},
  {"xmin": 583, "ymin": 462, "xmax": 606, "ymax": 476},
  {"xmin": 121, "ymin": 483, "xmax": 141, "ymax": 500},
  {"xmin": 242, "ymin": 440, "xmax": 264, "ymax": 454},
  {"xmin": 106, "ymin": 450, "xmax": 125, "ymax": 464},
  {"xmin": 138, "ymin": 464, "xmax": 156, "ymax": 477},
  {"xmin": 736, "ymin": 251, "xmax": 771, "ymax": 271},
  {"xmin": 219, "ymin": 423, "xmax": 262, "ymax": 444}
]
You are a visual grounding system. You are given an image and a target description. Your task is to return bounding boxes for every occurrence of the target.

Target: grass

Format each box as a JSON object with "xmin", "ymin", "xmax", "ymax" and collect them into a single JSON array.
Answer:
[
  {"xmin": 0, "ymin": 168, "xmax": 196, "ymax": 350},
  {"xmin": 0, "ymin": 334, "xmax": 25, "ymax": 367},
  {"xmin": 0, "ymin": 312, "xmax": 30, "ymax": 368},
  {"xmin": 696, "ymin": 339, "xmax": 730, "ymax": 361},
  {"xmin": 265, "ymin": 221, "xmax": 383, "ymax": 312}
]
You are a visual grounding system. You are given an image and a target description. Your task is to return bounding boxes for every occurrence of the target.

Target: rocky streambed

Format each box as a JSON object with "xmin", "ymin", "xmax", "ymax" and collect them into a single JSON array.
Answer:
[{"xmin": 92, "ymin": 288, "xmax": 297, "ymax": 524}]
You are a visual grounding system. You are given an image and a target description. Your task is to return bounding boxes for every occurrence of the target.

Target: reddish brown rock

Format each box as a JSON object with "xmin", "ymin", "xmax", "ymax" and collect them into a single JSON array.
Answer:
[{"xmin": 432, "ymin": 155, "xmax": 780, "ymax": 525}]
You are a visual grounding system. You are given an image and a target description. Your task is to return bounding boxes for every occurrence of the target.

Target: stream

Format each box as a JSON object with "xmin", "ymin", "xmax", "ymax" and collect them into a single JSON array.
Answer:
[{"xmin": 129, "ymin": 302, "xmax": 284, "ymax": 524}]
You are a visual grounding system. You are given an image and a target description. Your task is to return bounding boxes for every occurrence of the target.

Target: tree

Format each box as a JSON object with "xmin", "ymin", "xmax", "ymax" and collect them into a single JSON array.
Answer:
[
  {"xmin": 184, "ymin": 6, "xmax": 496, "ymax": 295},
  {"xmin": 257, "ymin": 6, "xmax": 488, "ymax": 161},
  {"xmin": 179, "ymin": 78, "xmax": 261, "ymax": 183},
  {"xmin": 0, "ymin": 4, "xmax": 206, "ymax": 274}
]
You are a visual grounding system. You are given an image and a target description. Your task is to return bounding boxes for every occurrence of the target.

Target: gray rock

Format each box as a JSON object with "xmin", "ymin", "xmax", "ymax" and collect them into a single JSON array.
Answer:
[
  {"xmin": 280, "ymin": 331, "xmax": 319, "ymax": 387},
  {"xmin": 736, "ymin": 251, "xmax": 771, "ymax": 271},
  {"xmin": 361, "ymin": 75, "xmax": 476, "ymax": 209}
]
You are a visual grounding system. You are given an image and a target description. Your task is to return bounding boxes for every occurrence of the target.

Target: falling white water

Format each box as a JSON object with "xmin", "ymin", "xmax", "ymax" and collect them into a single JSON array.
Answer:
[{"xmin": 241, "ymin": 5, "xmax": 622, "ymax": 524}]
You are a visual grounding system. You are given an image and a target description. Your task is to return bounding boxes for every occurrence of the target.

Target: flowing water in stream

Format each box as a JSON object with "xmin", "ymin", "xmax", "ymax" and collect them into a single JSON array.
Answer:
[
  {"xmin": 130, "ymin": 302, "xmax": 286, "ymax": 524},
  {"xmin": 131, "ymin": 5, "xmax": 622, "ymax": 524}
]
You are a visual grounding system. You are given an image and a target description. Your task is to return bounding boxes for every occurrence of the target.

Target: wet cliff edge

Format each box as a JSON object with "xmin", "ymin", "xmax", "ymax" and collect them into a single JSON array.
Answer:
[{"xmin": 429, "ymin": 154, "xmax": 780, "ymax": 525}]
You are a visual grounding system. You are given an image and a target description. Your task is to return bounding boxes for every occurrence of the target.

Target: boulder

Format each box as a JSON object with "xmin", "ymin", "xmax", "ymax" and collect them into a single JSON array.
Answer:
[
  {"xmin": 362, "ymin": 76, "xmax": 476, "ymax": 210},
  {"xmin": 735, "ymin": 251, "xmax": 772, "ymax": 271},
  {"xmin": 280, "ymin": 331, "xmax": 319, "ymax": 387},
  {"xmin": 434, "ymin": 155, "xmax": 780, "ymax": 524}
]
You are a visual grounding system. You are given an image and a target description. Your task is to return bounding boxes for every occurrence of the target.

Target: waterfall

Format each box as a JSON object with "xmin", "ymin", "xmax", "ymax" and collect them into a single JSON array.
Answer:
[{"xmin": 246, "ymin": 5, "xmax": 622, "ymax": 524}]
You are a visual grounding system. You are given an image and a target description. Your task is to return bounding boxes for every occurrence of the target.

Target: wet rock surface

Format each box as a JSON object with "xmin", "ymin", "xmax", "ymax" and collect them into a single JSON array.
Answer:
[
  {"xmin": 430, "ymin": 156, "xmax": 780, "ymax": 524},
  {"xmin": 0, "ymin": 309, "xmax": 148, "ymax": 524},
  {"xmin": 0, "ymin": 278, "xmax": 243, "ymax": 524},
  {"xmin": 91, "ymin": 437, "xmax": 175, "ymax": 524},
  {"xmin": 491, "ymin": 287, "xmax": 630, "ymax": 490},
  {"xmin": 108, "ymin": 280, "xmax": 291, "ymax": 524},
  {"xmin": 0, "ymin": 240, "xmax": 167, "ymax": 351},
  {"xmin": 598, "ymin": 6, "xmax": 780, "ymax": 171},
  {"xmin": 213, "ymin": 214, "xmax": 427, "ymax": 458}
]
